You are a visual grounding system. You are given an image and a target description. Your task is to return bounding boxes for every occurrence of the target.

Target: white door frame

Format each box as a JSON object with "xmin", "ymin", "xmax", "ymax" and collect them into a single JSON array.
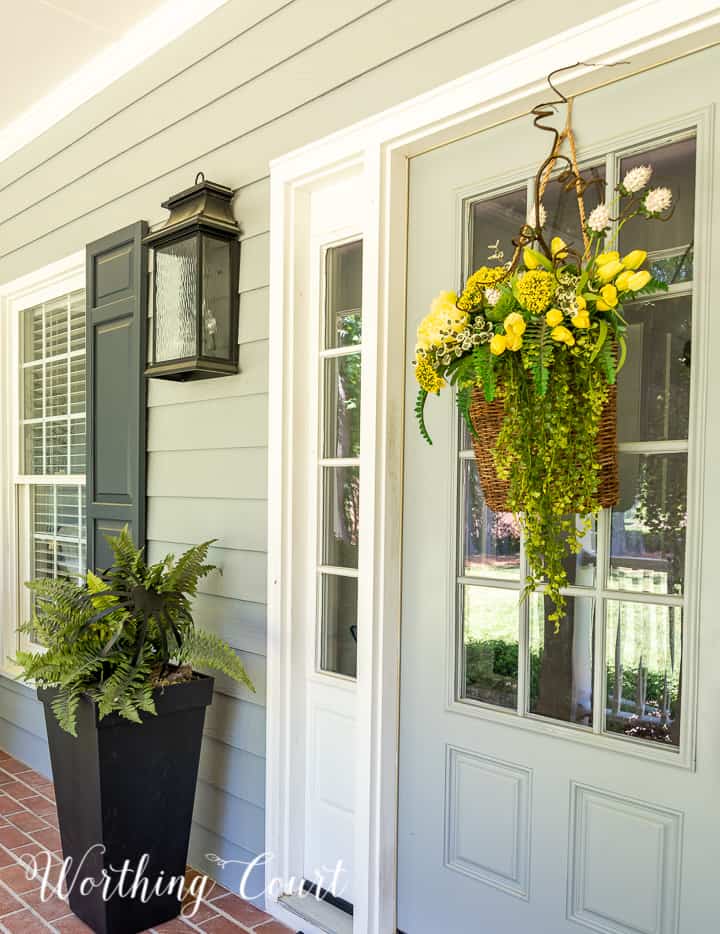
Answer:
[{"xmin": 266, "ymin": 4, "xmax": 720, "ymax": 931}]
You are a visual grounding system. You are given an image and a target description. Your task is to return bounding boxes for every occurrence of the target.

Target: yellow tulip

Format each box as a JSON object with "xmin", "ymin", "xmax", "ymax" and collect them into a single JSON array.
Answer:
[
  {"xmin": 628, "ymin": 270, "xmax": 652, "ymax": 291},
  {"xmin": 551, "ymin": 237, "xmax": 568, "ymax": 259},
  {"xmin": 523, "ymin": 247, "xmax": 542, "ymax": 269},
  {"xmin": 600, "ymin": 284, "xmax": 618, "ymax": 308},
  {"xmin": 504, "ymin": 312, "xmax": 526, "ymax": 336},
  {"xmin": 615, "ymin": 270, "xmax": 634, "ymax": 292},
  {"xmin": 597, "ymin": 260, "xmax": 624, "ymax": 282},
  {"xmin": 545, "ymin": 308, "xmax": 563, "ymax": 327},
  {"xmin": 507, "ymin": 334, "xmax": 523, "ymax": 352},
  {"xmin": 621, "ymin": 249, "xmax": 647, "ymax": 270},
  {"xmin": 596, "ymin": 251, "xmax": 620, "ymax": 266},
  {"xmin": 551, "ymin": 325, "xmax": 575, "ymax": 346},
  {"xmin": 571, "ymin": 312, "xmax": 590, "ymax": 329},
  {"xmin": 490, "ymin": 334, "xmax": 507, "ymax": 356},
  {"xmin": 576, "ymin": 295, "xmax": 587, "ymax": 311}
]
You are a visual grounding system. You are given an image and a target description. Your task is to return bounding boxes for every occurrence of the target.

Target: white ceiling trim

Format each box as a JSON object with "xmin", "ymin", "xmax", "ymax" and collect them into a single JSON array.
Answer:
[{"xmin": 0, "ymin": 0, "xmax": 230, "ymax": 164}]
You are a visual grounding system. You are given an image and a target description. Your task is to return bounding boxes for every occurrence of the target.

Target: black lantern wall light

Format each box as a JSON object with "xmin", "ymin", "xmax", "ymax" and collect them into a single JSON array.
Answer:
[{"xmin": 145, "ymin": 173, "xmax": 240, "ymax": 380}]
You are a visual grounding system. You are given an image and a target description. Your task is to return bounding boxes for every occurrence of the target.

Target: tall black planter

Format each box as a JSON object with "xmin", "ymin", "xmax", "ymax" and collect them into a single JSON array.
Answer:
[{"xmin": 38, "ymin": 675, "xmax": 214, "ymax": 934}]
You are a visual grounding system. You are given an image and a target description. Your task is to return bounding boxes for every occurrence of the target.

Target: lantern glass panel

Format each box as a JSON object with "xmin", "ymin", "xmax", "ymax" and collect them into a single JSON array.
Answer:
[
  {"xmin": 154, "ymin": 237, "xmax": 199, "ymax": 363},
  {"xmin": 202, "ymin": 235, "xmax": 231, "ymax": 360}
]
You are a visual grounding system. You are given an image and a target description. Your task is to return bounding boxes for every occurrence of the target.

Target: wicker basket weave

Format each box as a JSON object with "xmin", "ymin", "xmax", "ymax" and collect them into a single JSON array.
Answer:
[{"xmin": 468, "ymin": 385, "xmax": 619, "ymax": 513}]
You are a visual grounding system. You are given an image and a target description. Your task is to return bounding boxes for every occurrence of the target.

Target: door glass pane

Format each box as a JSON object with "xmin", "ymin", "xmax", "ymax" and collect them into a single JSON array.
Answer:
[
  {"xmin": 609, "ymin": 453, "xmax": 687, "ymax": 596},
  {"xmin": 324, "ymin": 242, "xmax": 362, "ymax": 348},
  {"xmin": 460, "ymin": 459, "xmax": 520, "ymax": 581},
  {"xmin": 605, "ymin": 601, "xmax": 681, "ymax": 747},
  {"xmin": 541, "ymin": 163, "xmax": 605, "ymax": 258},
  {"xmin": 321, "ymin": 466, "xmax": 360, "ymax": 569},
  {"xmin": 323, "ymin": 355, "xmax": 361, "ymax": 458},
  {"xmin": 619, "ymin": 138, "xmax": 696, "ymax": 282},
  {"xmin": 617, "ymin": 295, "xmax": 691, "ymax": 443},
  {"xmin": 320, "ymin": 574, "xmax": 358, "ymax": 678},
  {"xmin": 462, "ymin": 585, "xmax": 519, "ymax": 709},
  {"xmin": 529, "ymin": 595, "xmax": 595, "ymax": 726},
  {"xmin": 470, "ymin": 186, "xmax": 527, "ymax": 269}
]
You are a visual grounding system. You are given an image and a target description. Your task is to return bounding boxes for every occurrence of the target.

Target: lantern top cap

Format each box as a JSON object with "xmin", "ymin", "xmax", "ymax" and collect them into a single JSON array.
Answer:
[{"xmin": 145, "ymin": 174, "xmax": 240, "ymax": 244}]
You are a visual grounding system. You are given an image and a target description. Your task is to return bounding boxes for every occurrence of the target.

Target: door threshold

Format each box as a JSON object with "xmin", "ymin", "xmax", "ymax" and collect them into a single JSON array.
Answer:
[{"xmin": 278, "ymin": 893, "xmax": 354, "ymax": 934}]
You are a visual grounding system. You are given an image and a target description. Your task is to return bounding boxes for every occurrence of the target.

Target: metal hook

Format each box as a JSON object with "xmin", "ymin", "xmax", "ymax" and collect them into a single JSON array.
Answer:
[{"xmin": 195, "ymin": 171, "xmax": 206, "ymax": 185}]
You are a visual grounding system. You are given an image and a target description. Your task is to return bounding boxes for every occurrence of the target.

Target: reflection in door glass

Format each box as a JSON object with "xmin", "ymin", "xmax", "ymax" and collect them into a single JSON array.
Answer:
[
  {"xmin": 605, "ymin": 601, "xmax": 681, "ymax": 746},
  {"xmin": 470, "ymin": 187, "xmax": 527, "ymax": 269},
  {"xmin": 462, "ymin": 585, "xmax": 519, "ymax": 709},
  {"xmin": 609, "ymin": 453, "xmax": 687, "ymax": 596},
  {"xmin": 460, "ymin": 459, "xmax": 520, "ymax": 581},
  {"xmin": 529, "ymin": 595, "xmax": 594, "ymax": 727}
]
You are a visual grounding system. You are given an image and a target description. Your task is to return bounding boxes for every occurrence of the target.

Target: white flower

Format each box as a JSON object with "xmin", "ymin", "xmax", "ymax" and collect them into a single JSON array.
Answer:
[
  {"xmin": 622, "ymin": 164, "xmax": 653, "ymax": 192},
  {"xmin": 485, "ymin": 287, "xmax": 501, "ymax": 306},
  {"xmin": 587, "ymin": 203, "xmax": 610, "ymax": 233},
  {"xmin": 527, "ymin": 203, "xmax": 547, "ymax": 228},
  {"xmin": 644, "ymin": 186, "xmax": 673, "ymax": 215}
]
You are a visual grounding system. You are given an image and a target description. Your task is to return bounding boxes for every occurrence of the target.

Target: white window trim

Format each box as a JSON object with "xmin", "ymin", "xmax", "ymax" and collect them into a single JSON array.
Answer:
[
  {"xmin": 0, "ymin": 251, "xmax": 85, "ymax": 677},
  {"xmin": 267, "ymin": 4, "xmax": 720, "ymax": 932}
]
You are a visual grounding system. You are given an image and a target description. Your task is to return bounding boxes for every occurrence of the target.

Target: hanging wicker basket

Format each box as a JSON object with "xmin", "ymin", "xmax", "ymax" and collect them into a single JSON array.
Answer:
[{"xmin": 468, "ymin": 385, "xmax": 619, "ymax": 513}]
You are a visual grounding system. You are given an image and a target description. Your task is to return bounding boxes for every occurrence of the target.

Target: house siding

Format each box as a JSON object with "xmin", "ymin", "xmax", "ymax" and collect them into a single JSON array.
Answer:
[{"xmin": 0, "ymin": 0, "xmax": 629, "ymax": 893}]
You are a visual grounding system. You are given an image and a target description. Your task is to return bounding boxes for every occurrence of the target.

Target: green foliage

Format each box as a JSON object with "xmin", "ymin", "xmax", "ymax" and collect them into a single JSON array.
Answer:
[
  {"xmin": 415, "ymin": 388, "xmax": 432, "ymax": 445},
  {"xmin": 472, "ymin": 344, "xmax": 496, "ymax": 401},
  {"xmin": 16, "ymin": 528, "xmax": 254, "ymax": 735}
]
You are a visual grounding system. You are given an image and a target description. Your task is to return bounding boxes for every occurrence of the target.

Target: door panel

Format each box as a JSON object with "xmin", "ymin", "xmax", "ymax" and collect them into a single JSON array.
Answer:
[{"xmin": 398, "ymin": 46, "xmax": 720, "ymax": 934}]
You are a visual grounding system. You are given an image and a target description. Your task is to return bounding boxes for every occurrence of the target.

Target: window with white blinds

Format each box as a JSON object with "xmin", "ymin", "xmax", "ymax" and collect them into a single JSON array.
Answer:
[{"xmin": 18, "ymin": 290, "xmax": 86, "ymax": 586}]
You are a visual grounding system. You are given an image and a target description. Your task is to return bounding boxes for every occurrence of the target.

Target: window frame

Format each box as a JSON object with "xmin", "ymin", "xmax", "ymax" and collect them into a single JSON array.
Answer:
[
  {"xmin": 0, "ymin": 252, "xmax": 85, "ymax": 673},
  {"xmin": 447, "ymin": 123, "xmax": 706, "ymax": 769}
]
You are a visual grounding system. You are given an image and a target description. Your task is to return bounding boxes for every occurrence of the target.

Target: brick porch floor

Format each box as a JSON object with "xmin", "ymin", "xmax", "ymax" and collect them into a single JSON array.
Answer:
[{"xmin": 0, "ymin": 750, "xmax": 293, "ymax": 934}]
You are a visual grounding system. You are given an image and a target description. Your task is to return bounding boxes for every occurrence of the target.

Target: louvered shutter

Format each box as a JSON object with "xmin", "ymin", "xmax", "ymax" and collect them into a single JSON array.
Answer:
[{"xmin": 85, "ymin": 222, "xmax": 148, "ymax": 571}]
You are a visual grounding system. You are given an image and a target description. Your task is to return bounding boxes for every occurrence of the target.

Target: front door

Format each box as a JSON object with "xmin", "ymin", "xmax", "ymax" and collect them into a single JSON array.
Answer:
[{"xmin": 398, "ymin": 46, "xmax": 720, "ymax": 934}]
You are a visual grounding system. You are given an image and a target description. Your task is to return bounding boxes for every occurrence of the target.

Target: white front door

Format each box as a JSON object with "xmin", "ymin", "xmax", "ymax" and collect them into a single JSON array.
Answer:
[{"xmin": 398, "ymin": 47, "xmax": 720, "ymax": 934}]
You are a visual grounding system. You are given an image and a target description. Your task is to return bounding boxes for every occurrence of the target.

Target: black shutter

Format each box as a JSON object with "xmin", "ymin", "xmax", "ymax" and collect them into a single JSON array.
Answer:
[{"xmin": 86, "ymin": 221, "xmax": 148, "ymax": 571}]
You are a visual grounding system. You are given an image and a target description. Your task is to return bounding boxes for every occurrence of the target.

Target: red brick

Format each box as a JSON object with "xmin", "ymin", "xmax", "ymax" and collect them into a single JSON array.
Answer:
[
  {"xmin": 0, "ymin": 862, "xmax": 44, "ymax": 894},
  {"xmin": 30, "ymin": 827, "xmax": 62, "ymax": 852},
  {"xmin": 181, "ymin": 899, "xmax": 219, "ymax": 924},
  {"xmin": 211, "ymin": 893, "xmax": 269, "ymax": 926},
  {"xmin": 153, "ymin": 919, "xmax": 199, "ymax": 932},
  {"xmin": 22, "ymin": 796, "xmax": 56, "ymax": 819},
  {"xmin": 7, "ymin": 812, "xmax": 49, "ymax": 834},
  {"xmin": 0, "ymin": 825, "xmax": 33, "ymax": 850},
  {"xmin": 0, "ymin": 885, "xmax": 24, "ymax": 917},
  {"xmin": 21, "ymin": 887, "xmax": 71, "ymax": 922},
  {"xmin": 0, "ymin": 794, "xmax": 25, "ymax": 816},
  {"xmin": 254, "ymin": 922, "xmax": 294, "ymax": 933},
  {"xmin": 0, "ymin": 906, "xmax": 51, "ymax": 932},
  {"xmin": 198, "ymin": 916, "xmax": 248, "ymax": 933},
  {"xmin": 0, "ymin": 781, "xmax": 37, "ymax": 800},
  {"xmin": 16, "ymin": 772, "xmax": 50, "ymax": 789},
  {"xmin": 0, "ymin": 761, "xmax": 33, "ymax": 776}
]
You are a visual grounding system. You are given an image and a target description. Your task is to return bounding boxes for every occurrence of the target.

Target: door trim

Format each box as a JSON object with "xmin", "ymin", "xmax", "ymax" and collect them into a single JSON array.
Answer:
[{"xmin": 267, "ymin": 5, "xmax": 720, "ymax": 931}]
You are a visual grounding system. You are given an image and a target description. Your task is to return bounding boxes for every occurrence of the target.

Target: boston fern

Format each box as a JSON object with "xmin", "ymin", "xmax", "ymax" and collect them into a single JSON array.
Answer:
[{"xmin": 16, "ymin": 529, "xmax": 254, "ymax": 735}]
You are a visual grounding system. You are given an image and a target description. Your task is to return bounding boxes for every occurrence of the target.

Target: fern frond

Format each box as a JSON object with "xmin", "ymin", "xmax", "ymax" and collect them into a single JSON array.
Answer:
[
  {"xmin": 179, "ymin": 629, "xmax": 255, "ymax": 694},
  {"xmin": 415, "ymin": 389, "xmax": 432, "ymax": 445}
]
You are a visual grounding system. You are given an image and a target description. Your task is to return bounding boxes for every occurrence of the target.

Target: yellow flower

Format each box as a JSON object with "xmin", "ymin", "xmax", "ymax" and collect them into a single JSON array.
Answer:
[
  {"xmin": 415, "ymin": 291, "xmax": 467, "ymax": 350},
  {"xmin": 516, "ymin": 270, "xmax": 556, "ymax": 314},
  {"xmin": 596, "ymin": 251, "xmax": 620, "ymax": 266},
  {"xmin": 628, "ymin": 270, "xmax": 652, "ymax": 291},
  {"xmin": 596, "ymin": 284, "xmax": 618, "ymax": 311},
  {"xmin": 622, "ymin": 249, "xmax": 647, "ymax": 270},
  {"xmin": 551, "ymin": 237, "xmax": 568, "ymax": 259},
  {"xmin": 506, "ymin": 333, "xmax": 523, "ymax": 352},
  {"xmin": 596, "ymin": 259, "xmax": 624, "ymax": 282},
  {"xmin": 545, "ymin": 308, "xmax": 563, "ymax": 327},
  {"xmin": 523, "ymin": 247, "xmax": 543, "ymax": 269},
  {"xmin": 571, "ymin": 311, "xmax": 590, "ymax": 329},
  {"xmin": 615, "ymin": 270, "xmax": 634, "ymax": 292},
  {"xmin": 504, "ymin": 312, "xmax": 526, "ymax": 336},
  {"xmin": 490, "ymin": 334, "xmax": 507, "ymax": 356},
  {"xmin": 576, "ymin": 295, "xmax": 587, "ymax": 312},
  {"xmin": 551, "ymin": 325, "xmax": 575, "ymax": 346},
  {"xmin": 414, "ymin": 355, "xmax": 446, "ymax": 393},
  {"xmin": 458, "ymin": 266, "xmax": 508, "ymax": 310}
]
